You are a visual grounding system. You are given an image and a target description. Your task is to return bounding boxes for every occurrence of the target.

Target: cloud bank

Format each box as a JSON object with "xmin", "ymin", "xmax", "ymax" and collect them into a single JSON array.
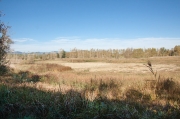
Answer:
[{"xmin": 11, "ymin": 37, "xmax": 180, "ymax": 52}]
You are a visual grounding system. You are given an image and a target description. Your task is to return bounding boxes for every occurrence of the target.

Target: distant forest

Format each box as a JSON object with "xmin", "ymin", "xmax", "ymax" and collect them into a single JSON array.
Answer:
[{"xmin": 8, "ymin": 45, "xmax": 180, "ymax": 62}]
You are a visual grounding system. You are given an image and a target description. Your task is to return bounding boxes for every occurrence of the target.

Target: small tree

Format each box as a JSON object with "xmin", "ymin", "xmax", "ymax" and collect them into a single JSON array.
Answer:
[
  {"xmin": 174, "ymin": 45, "xmax": 180, "ymax": 56},
  {"xmin": 0, "ymin": 12, "xmax": 13, "ymax": 74},
  {"xmin": 60, "ymin": 50, "xmax": 66, "ymax": 58}
]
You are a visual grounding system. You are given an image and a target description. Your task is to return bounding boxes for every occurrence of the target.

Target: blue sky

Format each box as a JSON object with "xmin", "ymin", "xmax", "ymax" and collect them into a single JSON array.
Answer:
[{"xmin": 0, "ymin": 0, "xmax": 180, "ymax": 52}]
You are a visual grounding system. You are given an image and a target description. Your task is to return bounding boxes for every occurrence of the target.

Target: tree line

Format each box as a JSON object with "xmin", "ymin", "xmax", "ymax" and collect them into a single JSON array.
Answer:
[
  {"xmin": 7, "ymin": 45, "xmax": 180, "ymax": 63},
  {"xmin": 64, "ymin": 46, "xmax": 180, "ymax": 58}
]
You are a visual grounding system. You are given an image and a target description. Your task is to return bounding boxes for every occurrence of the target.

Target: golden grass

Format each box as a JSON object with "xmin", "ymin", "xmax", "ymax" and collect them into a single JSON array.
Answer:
[
  {"xmin": 1, "ymin": 57, "xmax": 180, "ymax": 118},
  {"xmin": 9, "ymin": 57, "xmax": 180, "ymax": 101}
]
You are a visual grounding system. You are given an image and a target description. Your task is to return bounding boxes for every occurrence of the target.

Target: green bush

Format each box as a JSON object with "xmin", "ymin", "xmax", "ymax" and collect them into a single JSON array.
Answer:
[{"xmin": 0, "ymin": 65, "xmax": 9, "ymax": 75}]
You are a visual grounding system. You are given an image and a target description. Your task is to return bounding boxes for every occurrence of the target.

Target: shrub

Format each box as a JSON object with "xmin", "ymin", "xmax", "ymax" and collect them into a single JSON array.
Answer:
[{"xmin": 29, "ymin": 63, "xmax": 72, "ymax": 73}]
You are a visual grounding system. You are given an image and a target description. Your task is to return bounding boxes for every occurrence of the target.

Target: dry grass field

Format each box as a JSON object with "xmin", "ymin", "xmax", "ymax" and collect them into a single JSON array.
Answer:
[
  {"xmin": 9, "ymin": 56, "xmax": 180, "ymax": 91},
  {"xmin": 11, "ymin": 56, "xmax": 180, "ymax": 72},
  {"xmin": 8, "ymin": 56, "xmax": 180, "ymax": 99},
  {"xmin": 1, "ymin": 56, "xmax": 180, "ymax": 118}
]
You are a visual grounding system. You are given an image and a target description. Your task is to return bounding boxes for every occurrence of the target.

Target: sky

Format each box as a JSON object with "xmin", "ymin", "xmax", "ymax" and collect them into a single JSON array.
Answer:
[{"xmin": 0, "ymin": 0, "xmax": 180, "ymax": 52}]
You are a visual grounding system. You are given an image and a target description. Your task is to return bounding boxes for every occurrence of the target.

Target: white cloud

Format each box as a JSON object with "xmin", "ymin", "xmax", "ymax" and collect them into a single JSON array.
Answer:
[
  {"xmin": 11, "ymin": 37, "xmax": 180, "ymax": 52},
  {"xmin": 13, "ymin": 38, "xmax": 36, "ymax": 43}
]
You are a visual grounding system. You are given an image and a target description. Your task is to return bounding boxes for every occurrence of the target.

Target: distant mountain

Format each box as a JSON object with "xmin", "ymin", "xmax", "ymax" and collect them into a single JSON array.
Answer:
[
  {"xmin": 10, "ymin": 51, "xmax": 59, "ymax": 54},
  {"xmin": 11, "ymin": 51, "xmax": 23, "ymax": 54}
]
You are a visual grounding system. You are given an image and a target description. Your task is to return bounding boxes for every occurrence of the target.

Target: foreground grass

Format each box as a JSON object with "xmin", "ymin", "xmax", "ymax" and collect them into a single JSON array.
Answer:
[
  {"xmin": 1, "ymin": 61, "xmax": 180, "ymax": 119},
  {"xmin": 0, "ymin": 82, "xmax": 180, "ymax": 119}
]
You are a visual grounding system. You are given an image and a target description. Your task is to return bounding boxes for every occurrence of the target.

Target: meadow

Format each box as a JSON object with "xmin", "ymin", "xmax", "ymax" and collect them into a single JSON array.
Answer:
[{"xmin": 0, "ymin": 56, "xmax": 180, "ymax": 119}]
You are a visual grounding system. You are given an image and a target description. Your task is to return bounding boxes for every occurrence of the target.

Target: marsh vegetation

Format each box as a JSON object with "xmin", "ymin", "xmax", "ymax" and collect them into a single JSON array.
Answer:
[{"xmin": 0, "ymin": 56, "xmax": 180, "ymax": 119}]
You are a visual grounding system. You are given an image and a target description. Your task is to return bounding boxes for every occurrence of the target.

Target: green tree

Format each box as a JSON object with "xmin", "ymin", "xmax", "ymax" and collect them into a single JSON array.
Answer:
[
  {"xmin": 169, "ymin": 48, "xmax": 174, "ymax": 56},
  {"xmin": 0, "ymin": 12, "xmax": 13, "ymax": 74},
  {"xmin": 62, "ymin": 50, "xmax": 66, "ymax": 58}
]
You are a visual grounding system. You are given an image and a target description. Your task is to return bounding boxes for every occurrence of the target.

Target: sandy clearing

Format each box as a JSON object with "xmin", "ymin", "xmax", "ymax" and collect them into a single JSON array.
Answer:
[
  {"xmin": 10, "ymin": 60, "xmax": 179, "ymax": 73},
  {"xmin": 56, "ymin": 62, "xmax": 178, "ymax": 73}
]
